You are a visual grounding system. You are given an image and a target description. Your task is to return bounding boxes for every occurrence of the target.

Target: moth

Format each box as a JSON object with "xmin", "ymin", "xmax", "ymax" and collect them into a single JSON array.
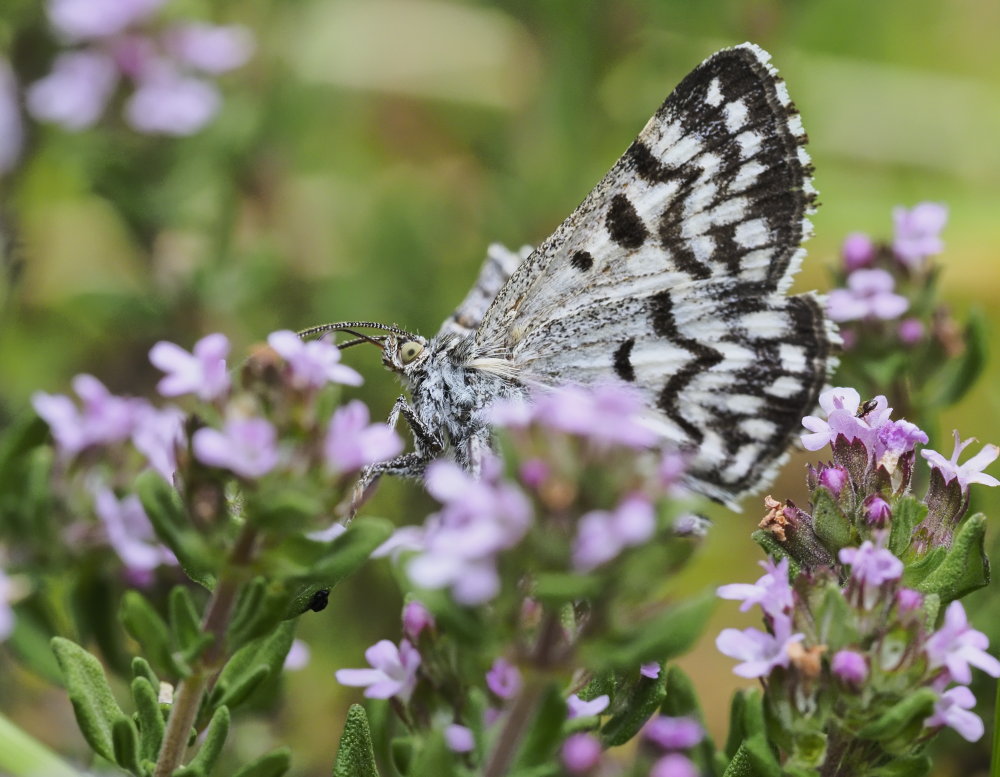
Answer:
[{"xmin": 305, "ymin": 43, "xmax": 836, "ymax": 507}]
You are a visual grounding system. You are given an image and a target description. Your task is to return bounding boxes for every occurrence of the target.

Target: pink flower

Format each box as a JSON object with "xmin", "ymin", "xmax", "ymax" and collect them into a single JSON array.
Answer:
[
  {"xmin": 335, "ymin": 639, "xmax": 421, "ymax": 701},
  {"xmin": 566, "ymin": 693, "xmax": 609, "ymax": 719},
  {"xmin": 716, "ymin": 612, "xmax": 804, "ymax": 678},
  {"xmin": 651, "ymin": 753, "xmax": 699, "ymax": 777},
  {"xmin": 46, "ymin": 0, "xmax": 165, "ymax": 41},
  {"xmin": 831, "ymin": 649, "xmax": 868, "ymax": 685},
  {"xmin": 193, "ymin": 418, "xmax": 279, "ymax": 479},
  {"xmin": 32, "ymin": 374, "xmax": 139, "ymax": 458},
  {"xmin": 125, "ymin": 68, "xmax": 220, "ymax": 136},
  {"xmin": 283, "ymin": 639, "xmax": 310, "ymax": 671},
  {"xmin": 407, "ymin": 459, "xmax": 531, "ymax": 604},
  {"xmin": 164, "ymin": 23, "xmax": 255, "ymax": 74},
  {"xmin": 572, "ymin": 494, "xmax": 656, "ymax": 572},
  {"xmin": 924, "ymin": 686, "xmax": 983, "ymax": 742},
  {"xmin": 267, "ymin": 330, "xmax": 363, "ymax": 390},
  {"xmin": 131, "ymin": 404, "xmax": 185, "ymax": 481},
  {"xmin": 640, "ymin": 662, "xmax": 661, "ymax": 679},
  {"xmin": 826, "ymin": 269, "xmax": 909, "ymax": 323},
  {"xmin": 644, "ymin": 716, "xmax": 704, "ymax": 750},
  {"xmin": 485, "ymin": 658, "xmax": 521, "ymax": 700},
  {"xmin": 839, "ymin": 540, "xmax": 903, "ymax": 587},
  {"xmin": 893, "ymin": 202, "xmax": 947, "ymax": 267},
  {"xmin": 561, "ymin": 733, "xmax": 602, "ymax": 773},
  {"xmin": 444, "ymin": 724, "xmax": 474, "ymax": 753},
  {"xmin": 149, "ymin": 333, "xmax": 230, "ymax": 401},
  {"xmin": 26, "ymin": 50, "xmax": 118, "ymax": 130},
  {"xmin": 924, "ymin": 601, "xmax": 1000, "ymax": 685},
  {"xmin": 717, "ymin": 557, "xmax": 793, "ymax": 619},
  {"xmin": 324, "ymin": 401, "xmax": 402, "ymax": 474},
  {"xmin": 93, "ymin": 487, "xmax": 175, "ymax": 575},
  {"xmin": 921, "ymin": 431, "xmax": 1000, "ymax": 492},
  {"xmin": 841, "ymin": 232, "xmax": 876, "ymax": 271},
  {"xmin": 401, "ymin": 600, "xmax": 434, "ymax": 641}
]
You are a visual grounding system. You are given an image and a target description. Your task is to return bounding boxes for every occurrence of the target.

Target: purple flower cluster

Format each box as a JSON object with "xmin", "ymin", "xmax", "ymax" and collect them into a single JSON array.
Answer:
[
  {"xmin": 716, "ymin": 543, "xmax": 1000, "ymax": 743},
  {"xmin": 27, "ymin": 0, "xmax": 253, "ymax": 136},
  {"xmin": 827, "ymin": 203, "xmax": 948, "ymax": 350},
  {"xmin": 801, "ymin": 387, "xmax": 928, "ymax": 475},
  {"xmin": 489, "ymin": 382, "xmax": 660, "ymax": 450},
  {"xmin": 404, "ymin": 458, "xmax": 532, "ymax": 605}
]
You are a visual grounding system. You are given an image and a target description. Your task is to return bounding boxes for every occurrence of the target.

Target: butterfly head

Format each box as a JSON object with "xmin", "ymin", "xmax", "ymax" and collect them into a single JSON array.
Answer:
[{"xmin": 382, "ymin": 333, "xmax": 430, "ymax": 375}]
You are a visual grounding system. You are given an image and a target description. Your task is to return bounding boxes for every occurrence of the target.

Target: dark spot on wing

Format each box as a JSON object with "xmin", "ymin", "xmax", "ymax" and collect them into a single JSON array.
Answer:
[
  {"xmin": 570, "ymin": 250, "xmax": 594, "ymax": 272},
  {"xmin": 606, "ymin": 194, "xmax": 648, "ymax": 249},
  {"xmin": 613, "ymin": 338, "xmax": 636, "ymax": 382}
]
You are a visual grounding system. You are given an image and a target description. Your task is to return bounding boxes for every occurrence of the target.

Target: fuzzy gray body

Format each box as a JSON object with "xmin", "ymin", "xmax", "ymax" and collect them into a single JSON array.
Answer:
[
  {"xmin": 405, "ymin": 332, "xmax": 525, "ymax": 472},
  {"xmin": 355, "ymin": 43, "xmax": 838, "ymax": 507}
]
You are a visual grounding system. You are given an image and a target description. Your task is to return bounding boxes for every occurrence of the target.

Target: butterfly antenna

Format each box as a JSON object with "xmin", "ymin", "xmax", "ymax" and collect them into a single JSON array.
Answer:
[{"xmin": 298, "ymin": 320, "xmax": 416, "ymax": 339}]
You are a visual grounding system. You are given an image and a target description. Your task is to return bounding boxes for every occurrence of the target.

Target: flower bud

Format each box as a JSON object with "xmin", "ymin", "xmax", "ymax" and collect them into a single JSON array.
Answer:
[
  {"xmin": 831, "ymin": 649, "xmax": 868, "ymax": 685},
  {"xmin": 818, "ymin": 465, "xmax": 848, "ymax": 498},
  {"xmin": 864, "ymin": 495, "xmax": 891, "ymax": 527}
]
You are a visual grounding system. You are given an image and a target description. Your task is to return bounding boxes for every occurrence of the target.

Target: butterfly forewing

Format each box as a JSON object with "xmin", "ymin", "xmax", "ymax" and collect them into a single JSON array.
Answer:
[{"xmin": 470, "ymin": 42, "xmax": 836, "ymax": 503}]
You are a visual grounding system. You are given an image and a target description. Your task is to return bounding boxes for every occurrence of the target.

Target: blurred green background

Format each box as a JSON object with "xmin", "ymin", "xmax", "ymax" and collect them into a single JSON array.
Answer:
[{"xmin": 2, "ymin": 0, "xmax": 999, "ymax": 775}]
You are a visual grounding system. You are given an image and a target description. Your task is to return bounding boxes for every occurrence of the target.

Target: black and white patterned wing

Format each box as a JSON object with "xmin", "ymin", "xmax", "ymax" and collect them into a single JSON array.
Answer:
[
  {"xmin": 474, "ymin": 43, "xmax": 837, "ymax": 504},
  {"xmin": 438, "ymin": 243, "xmax": 532, "ymax": 338}
]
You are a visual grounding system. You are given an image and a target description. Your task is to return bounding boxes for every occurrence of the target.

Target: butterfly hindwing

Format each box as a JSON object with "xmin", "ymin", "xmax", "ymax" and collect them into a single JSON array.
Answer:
[{"xmin": 471, "ymin": 42, "xmax": 835, "ymax": 503}]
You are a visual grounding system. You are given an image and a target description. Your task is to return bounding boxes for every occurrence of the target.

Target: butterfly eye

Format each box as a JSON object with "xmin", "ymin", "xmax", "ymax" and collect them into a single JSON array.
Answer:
[{"xmin": 400, "ymin": 341, "xmax": 424, "ymax": 364}]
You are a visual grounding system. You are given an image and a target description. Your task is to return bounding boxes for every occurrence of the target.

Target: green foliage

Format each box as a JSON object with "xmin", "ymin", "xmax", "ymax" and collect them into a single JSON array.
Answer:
[
  {"xmin": 600, "ymin": 666, "xmax": 666, "ymax": 746},
  {"xmin": 120, "ymin": 591, "xmax": 187, "ymax": 679},
  {"xmin": 333, "ymin": 705, "xmax": 380, "ymax": 777},
  {"xmin": 228, "ymin": 747, "xmax": 291, "ymax": 777},
  {"xmin": 50, "ymin": 637, "xmax": 126, "ymax": 763},
  {"xmin": 209, "ymin": 621, "xmax": 296, "ymax": 718},
  {"xmin": 175, "ymin": 706, "xmax": 230, "ymax": 777},
  {"xmin": 914, "ymin": 513, "xmax": 990, "ymax": 603}
]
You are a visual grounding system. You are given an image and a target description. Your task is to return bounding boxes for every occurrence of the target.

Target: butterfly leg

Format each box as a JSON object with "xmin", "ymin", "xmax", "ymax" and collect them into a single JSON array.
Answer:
[{"xmin": 345, "ymin": 396, "xmax": 441, "ymax": 518}]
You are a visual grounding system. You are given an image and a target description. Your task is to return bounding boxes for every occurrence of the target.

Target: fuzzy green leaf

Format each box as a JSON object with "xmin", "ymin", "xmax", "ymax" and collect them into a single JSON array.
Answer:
[
  {"xmin": 857, "ymin": 688, "xmax": 937, "ymax": 740},
  {"xmin": 868, "ymin": 754, "xmax": 932, "ymax": 777},
  {"xmin": 925, "ymin": 308, "xmax": 987, "ymax": 407},
  {"xmin": 889, "ymin": 497, "xmax": 927, "ymax": 558},
  {"xmin": 213, "ymin": 620, "xmax": 296, "ymax": 714},
  {"xmin": 601, "ymin": 667, "xmax": 666, "ymax": 746},
  {"xmin": 177, "ymin": 706, "xmax": 230, "ymax": 777},
  {"xmin": 587, "ymin": 590, "xmax": 715, "ymax": 669},
  {"xmin": 334, "ymin": 705, "xmax": 380, "ymax": 777},
  {"xmin": 916, "ymin": 513, "xmax": 990, "ymax": 603},
  {"xmin": 131, "ymin": 657, "xmax": 159, "ymax": 689},
  {"xmin": 513, "ymin": 684, "xmax": 566, "ymax": 769},
  {"xmin": 811, "ymin": 487, "xmax": 853, "ymax": 554},
  {"xmin": 136, "ymin": 471, "xmax": 216, "ymax": 589},
  {"xmin": 169, "ymin": 586, "xmax": 204, "ymax": 658},
  {"xmin": 51, "ymin": 637, "xmax": 125, "ymax": 762},
  {"xmin": 112, "ymin": 716, "xmax": 141, "ymax": 775},
  {"xmin": 228, "ymin": 747, "xmax": 291, "ymax": 777},
  {"xmin": 120, "ymin": 591, "xmax": 185, "ymax": 678},
  {"xmin": 131, "ymin": 676, "xmax": 165, "ymax": 763}
]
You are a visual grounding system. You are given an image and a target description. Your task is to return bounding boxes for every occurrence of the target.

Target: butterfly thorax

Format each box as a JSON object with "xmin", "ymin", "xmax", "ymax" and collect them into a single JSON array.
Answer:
[{"xmin": 402, "ymin": 332, "xmax": 525, "ymax": 471}]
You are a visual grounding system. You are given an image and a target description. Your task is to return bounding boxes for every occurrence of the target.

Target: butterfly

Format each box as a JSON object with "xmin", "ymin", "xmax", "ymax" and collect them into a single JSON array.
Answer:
[{"xmin": 304, "ymin": 42, "xmax": 837, "ymax": 508}]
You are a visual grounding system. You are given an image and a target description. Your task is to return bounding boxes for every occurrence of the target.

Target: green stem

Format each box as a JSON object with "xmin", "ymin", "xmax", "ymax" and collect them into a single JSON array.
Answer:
[
  {"xmin": 152, "ymin": 524, "xmax": 258, "ymax": 777},
  {"xmin": 0, "ymin": 711, "xmax": 87, "ymax": 777}
]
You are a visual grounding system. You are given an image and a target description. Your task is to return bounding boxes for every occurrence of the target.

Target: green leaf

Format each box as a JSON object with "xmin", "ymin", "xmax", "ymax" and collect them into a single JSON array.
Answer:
[
  {"xmin": 299, "ymin": 517, "xmax": 394, "ymax": 589},
  {"xmin": 811, "ymin": 487, "xmax": 853, "ymax": 554},
  {"xmin": 532, "ymin": 572, "xmax": 603, "ymax": 604},
  {"xmin": 513, "ymin": 684, "xmax": 566, "ymax": 768},
  {"xmin": 131, "ymin": 657, "xmax": 159, "ymax": 689},
  {"xmin": 228, "ymin": 747, "xmax": 291, "ymax": 777},
  {"xmin": 333, "ymin": 705, "xmax": 380, "ymax": 777},
  {"xmin": 722, "ymin": 744, "xmax": 760, "ymax": 777},
  {"xmin": 587, "ymin": 590, "xmax": 715, "ymax": 670},
  {"xmin": 250, "ymin": 489, "xmax": 325, "ymax": 534},
  {"xmin": 409, "ymin": 730, "xmax": 456, "ymax": 777},
  {"xmin": 916, "ymin": 513, "xmax": 990, "ymax": 603},
  {"xmin": 169, "ymin": 586, "xmax": 204, "ymax": 659},
  {"xmin": 889, "ymin": 497, "xmax": 927, "ymax": 558},
  {"xmin": 868, "ymin": 754, "xmax": 931, "ymax": 777},
  {"xmin": 926, "ymin": 308, "xmax": 987, "ymax": 408},
  {"xmin": 177, "ymin": 706, "xmax": 230, "ymax": 777},
  {"xmin": 213, "ymin": 621, "xmax": 296, "ymax": 715},
  {"xmin": 136, "ymin": 471, "xmax": 216, "ymax": 589},
  {"xmin": 662, "ymin": 666, "xmax": 715, "ymax": 771},
  {"xmin": 112, "ymin": 716, "xmax": 141, "ymax": 775},
  {"xmin": 857, "ymin": 688, "xmax": 937, "ymax": 740},
  {"xmin": 120, "ymin": 591, "xmax": 185, "ymax": 678},
  {"xmin": 131, "ymin": 676, "xmax": 165, "ymax": 763},
  {"xmin": 601, "ymin": 667, "xmax": 666, "ymax": 746},
  {"xmin": 51, "ymin": 637, "xmax": 126, "ymax": 762}
]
